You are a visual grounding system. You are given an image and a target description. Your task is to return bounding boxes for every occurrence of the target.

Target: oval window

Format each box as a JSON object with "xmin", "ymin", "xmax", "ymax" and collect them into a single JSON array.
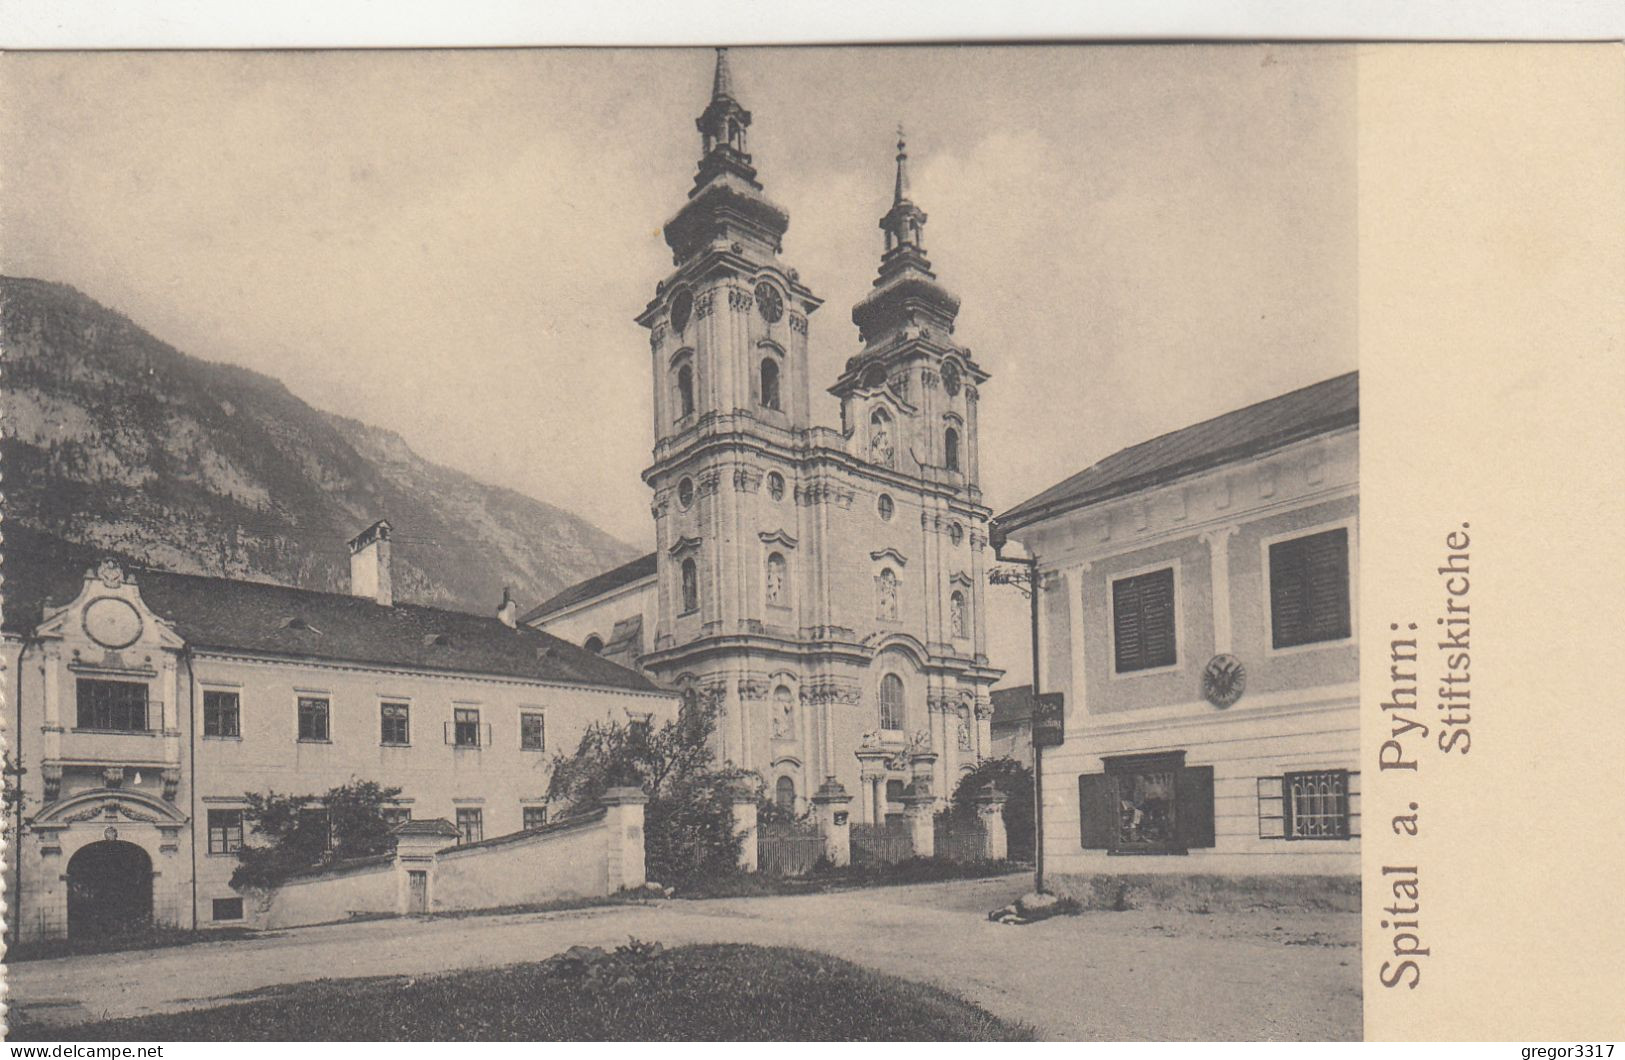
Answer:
[
  {"xmin": 877, "ymin": 493, "xmax": 895, "ymax": 521},
  {"xmin": 678, "ymin": 477, "xmax": 695, "ymax": 509}
]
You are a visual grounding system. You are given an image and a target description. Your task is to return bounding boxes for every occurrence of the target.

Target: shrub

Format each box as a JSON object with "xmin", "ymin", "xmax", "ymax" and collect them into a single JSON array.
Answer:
[
  {"xmin": 547, "ymin": 697, "xmax": 749, "ymax": 889},
  {"xmin": 950, "ymin": 758, "xmax": 1035, "ymax": 861},
  {"xmin": 230, "ymin": 780, "xmax": 403, "ymax": 892}
]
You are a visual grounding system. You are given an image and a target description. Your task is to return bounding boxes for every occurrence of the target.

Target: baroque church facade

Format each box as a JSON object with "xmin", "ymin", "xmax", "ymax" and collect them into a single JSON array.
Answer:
[{"xmin": 526, "ymin": 50, "xmax": 1003, "ymax": 819}]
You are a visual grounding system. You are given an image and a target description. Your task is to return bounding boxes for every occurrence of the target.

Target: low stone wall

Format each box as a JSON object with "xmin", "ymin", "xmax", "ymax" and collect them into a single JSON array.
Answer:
[
  {"xmin": 261, "ymin": 854, "xmax": 397, "ymax": 930},
  {"xmin": 256, "ymin": 787, "xmax": 647, "ymax": 929},
  {"xmin": 1046, "ymin": 872, "xmax": 1361, "ymax": 914}
]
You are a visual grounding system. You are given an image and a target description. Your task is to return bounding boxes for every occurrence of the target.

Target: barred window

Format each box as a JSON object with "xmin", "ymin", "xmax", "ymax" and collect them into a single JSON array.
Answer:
[
  {"xmin": 523, "ymin": 806, "xmax": 549, "ymax": 831},
  {"xmin": 1258, "ymin": 770, "xmax": 1359, "ymax": 840},
  {"xmin": 203, "ymin": 690, "xmax": 240, "ymax": 738},
  {"xmin": 1269, "ymin": 528, "xmax": 1351, "ymax": 649},
  {"xmin": 521, "ymin": 712, "xmax": 546, "ymax": 751},
  {"xmin": 1112, "ymin": 568, "xmax": 1177, "ymax": 673},
  {"xmin": 76, "ymin": 678, "xmax": 149, "ymax": 732},
  {"xmin": 207, "ymin": 809, "xmax": 243, "ymax": 854},
  {"xmin": 297, "ymin": 696, "xmax": 330, "ymax": 741},
  {"xmin": 456, "ymin": 807, "xmax": 483, "ymax": 845},
  {"xmin": 380, "ymin": 702, "xmax": 410, "ymax": 746}
]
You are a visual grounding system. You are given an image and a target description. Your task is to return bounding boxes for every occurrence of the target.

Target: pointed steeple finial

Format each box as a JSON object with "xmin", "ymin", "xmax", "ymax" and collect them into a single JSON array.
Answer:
[
  {"xmin": 894, "ymin": 123, "xmax": 911, "ymax": 206},
  {"xmin": 712, "ymin": 47, "xmax": 736, "ymax": 102}
]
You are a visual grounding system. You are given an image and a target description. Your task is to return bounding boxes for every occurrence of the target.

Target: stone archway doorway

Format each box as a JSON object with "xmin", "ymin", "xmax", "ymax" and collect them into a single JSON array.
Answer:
[{"xmin": 66, "ymin": 839, "xmax": 153, "ymax": 939}]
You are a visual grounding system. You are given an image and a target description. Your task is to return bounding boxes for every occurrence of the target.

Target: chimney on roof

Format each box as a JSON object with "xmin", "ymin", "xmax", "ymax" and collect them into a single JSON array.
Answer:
[
  {"xmin": 348, "ymin": 520, "xmax": 393, "ymax": 606},
  {"xmin": 497, "ymin": 587, "xmax": 518, "ymax": 629}
]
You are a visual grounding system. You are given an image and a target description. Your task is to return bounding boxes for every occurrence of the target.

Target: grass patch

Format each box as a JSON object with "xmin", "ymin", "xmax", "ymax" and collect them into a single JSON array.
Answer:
[
  {"xmin": 3, "ymin": 925, "xmax": 263, "ymax": 964},
  {"xmin": 8, "ymin": 942, "xmax": 1035, "ymax": 1041}
]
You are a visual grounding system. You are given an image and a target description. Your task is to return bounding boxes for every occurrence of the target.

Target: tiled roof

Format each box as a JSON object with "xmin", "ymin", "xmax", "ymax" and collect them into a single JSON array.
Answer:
[
  {"xmin": 995, "ymin": 372, "xmax": 1358, "ymax": 536},
  {"xmin": 990, "ymin": 685, "xmax": 1035, "ymax": 726},
  {"xmin": 0, "ymin": 523, "xmax": 663, "ymax": 694},
  {"xmin": 519, "ymin": 551, "xmax": 657, "ymax": 625}
]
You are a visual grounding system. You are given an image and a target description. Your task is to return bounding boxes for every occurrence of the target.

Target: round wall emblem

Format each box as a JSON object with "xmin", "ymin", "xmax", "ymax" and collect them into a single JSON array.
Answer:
[
  {"xmin": 1201, "ymin": 653, "xmax": 1247, "ymax": 708},
  {"xmin": 83, "ymin": 597, "xmax": 144, "ymax": 650},
  {"xmin": 670, "ymin": 288, "xmax": 694, "ymax": 333},
  {"xmin": 754, "ymin": 282, "xmax": 784, "ymax": 323}
]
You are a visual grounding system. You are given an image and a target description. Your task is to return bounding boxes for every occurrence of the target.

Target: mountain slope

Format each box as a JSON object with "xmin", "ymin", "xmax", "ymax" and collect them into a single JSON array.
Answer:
[{"xmin": 0, "ymin": 275, "xmax": 640, "ymax": 615}]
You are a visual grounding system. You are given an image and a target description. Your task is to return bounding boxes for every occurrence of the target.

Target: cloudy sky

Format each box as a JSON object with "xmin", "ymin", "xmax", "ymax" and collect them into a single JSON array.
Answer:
[{"xmin": 2, "ymin": 45, "xmax": 1355, "ymax": 674}]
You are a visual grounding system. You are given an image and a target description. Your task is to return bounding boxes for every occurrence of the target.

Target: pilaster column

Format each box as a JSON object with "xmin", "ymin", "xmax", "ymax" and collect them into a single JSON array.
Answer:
[
  {"xmin": 1065, "ymin": 562, "xmax": 1091, "ymax": 722},
  {"xmin": 1201, "ymin": 525, "xmax": 1240, "ymax": 655}
]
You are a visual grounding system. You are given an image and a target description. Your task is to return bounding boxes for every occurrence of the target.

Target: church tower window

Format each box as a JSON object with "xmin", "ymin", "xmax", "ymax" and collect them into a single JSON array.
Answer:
[
  {"xmin": 676, "ymin": 363, "xmax": 695, "ymax": 419},
  {"xmin": 767, "ymin": 471, "xmax": 785, "ymax": 500},
  {"xmin": 876, "ymin": 567, "xmax": 900, "ymax": 621},
  {"xmin": 944, "ymin": 427, "xmax": 961, "ymax": 472},
  {"xmin": 879, "ymin": 673, "xmax": 905, "ymax": 731},
  {"xmin": 760, "ymin": 357, "xmax": 781, "ymax": 411},
  {"xmin": 950, "ymin": 590, "xmax": 968, "ymax": 639},
  {"xmin": 765, "ymin": 552, "xmax": 787, "ymax": 606},
  {"xmin": 877, "ymin": 493, "xmax": 895, "ymax": 521},
  {"xmin": 680, "ymin": 558, "xmax": 699, "ymax": 614},
  {"xmin": 678, "ymin": 477, "xmax": 695, "ymax": 509}
]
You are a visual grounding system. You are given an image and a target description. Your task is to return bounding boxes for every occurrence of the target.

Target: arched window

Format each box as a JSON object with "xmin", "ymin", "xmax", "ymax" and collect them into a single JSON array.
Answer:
[
  {"xmin": 765, "ymin": 552, "xmax": 787, "ymax": 606},
  {"xmin": 775, "ymin": 775, "xmax": 796, "ymax": 812},
  {"xmin": 772, "ymin": 685, "xmax": 795, "ymax": 739},
  {"xmin": 676, "ymin": 363, "xmax": 695, "ymax": 419},
  {"xmin": 680, "ymin": 558, "xmax": 699, "ymax": 614},
  {"xmin": 583, "ymin": 634, "xmax": 604, "ymax": 654},
  {"xmin": 879, "ymin": 673, "xmax": 904, "ymax": 730},
  {"xmin": 760, "ymin": 357, "xmax": 781, "ymax": 411},
  {"xmin": 876, "ymin": 567, "xmax": 899, "ymax": 621},
  {"xmin": 869, "ymin": 407, "xmax": 895, "ymax": 468},
  {"xmin": 944, "ymin": 427, "xmax": 960, "ymax": 472},
  {"xmin": 950, "ymin": 590, "xmax": 967, "ymax": 639},
  {"xmin": 680, "ymin": 686, "xmax": 700, "ymax": 721}
]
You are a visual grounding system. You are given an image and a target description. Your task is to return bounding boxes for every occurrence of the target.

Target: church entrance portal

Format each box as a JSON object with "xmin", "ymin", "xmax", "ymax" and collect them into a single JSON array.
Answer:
[{"xmin": 66, "ymin": 839, "xmax": 153, "ymax": 939}]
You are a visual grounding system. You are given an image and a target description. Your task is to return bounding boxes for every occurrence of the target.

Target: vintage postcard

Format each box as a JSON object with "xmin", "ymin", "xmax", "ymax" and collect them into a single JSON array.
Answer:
[{"xmin": 0, "ymin": 34, "xmax": 1620, "ymax": 1045}]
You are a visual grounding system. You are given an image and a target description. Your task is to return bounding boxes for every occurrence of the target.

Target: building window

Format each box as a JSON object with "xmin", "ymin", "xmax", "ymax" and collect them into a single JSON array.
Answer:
[
  {"xmin": 765, "ymin": 552, "xmax": 787, "ymax": 607},
  {"xmin": 1112, "ymin": 568, "xmax": 1177, "ymax": 673},
  {"xmin": 380, "ymin": 702, "xmax": 410, "ymax": 746},
  {"xmin": 760, "ymin": 357, "xmax": 781, "ymax": 411},
  {"xmin": 879, "ymin": 673, "xmax": 905, "ymax": 731},
  {"xmin": 297, "ymin": 696, "xmax": 330, "ymax": 741},
  {"xmin": 203, "ymin": 690, "xmax": 240, "ymax": 738},
  {"xmin": 207, "ymin": 809, "xmax": 244, "ymax": 854},
  {"xmin": 944, "ymin": 427, "xmax": 960, "ymax": 471},
  {"xmin": 1259, "ymin": 770, "xmax": 1358, "ymax": 840},
  {"xmin": 876, "ymin": 493, "xmax": 894, "ymax": 521},
  {"xmin": 583, "ymin": 634, "xmax": 604, "ymax": 654},
  {"xmin": 382, "ymin": 806, "xmax": 412, "ymax": 829},
  {"xmin": 456, "ymin": 807, "xmax": 483, "ymax": 845},
  {"xmin": 950, "ymin": 590, "xmax": 968, "ymax": 639},
  {"xmin": 680, "ymin": 558, "xmax": 699, "ymax": 614},
  {"xmin": 678, "ymin": 476, "xmax": 695, "ymax": 509},
  {"xmin": 453, "ymin": 707, "xmax": 481, "ymax": 748},
  {"xmin": 521, "ymin": 711, "xmax": 546, "ymax": 751},
  {"xmin": 1269, "ymin": 527, "xmax": 1352, "ymax": 649},
  {"xmin": 767, "ymin": 471, "xmax": 785, "ymax": 501},
  {"xmin": 876, "ymin": 567, "xmax": 899, "ymax": 622},
  {"xmin": 524, "ymin": 805, "xmax": 549, "ymax": 831},
  {"xmin": 869, "ymin": 407, "xmax": 895, "ymax": 468},
  {"xmin": 76, "ymin": 678, "xmax": 149, "ymax": 732},
  {"xmin": 885, "ymin": 778, "xmax": 907, "ymax": 804},
  {"xmin": 675, "ymin": 363, "xmax": 695, "ymax": 419},
  {"xmin": 775, "ymin": 776, "xmax": 796, "ymax": 812},
  {"xmin": 1078, "ymin": 752, "xmax": 1215, "ymax": 855},
  {"xmin": 212, "ymin": 897, "xmax": 245, "ymax": 921}
]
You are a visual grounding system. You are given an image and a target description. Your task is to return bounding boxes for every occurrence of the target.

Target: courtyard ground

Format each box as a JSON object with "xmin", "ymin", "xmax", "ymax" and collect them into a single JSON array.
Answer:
[{"xmin": 6, "ymin": 874, "xmax": 1361, "ymax": 1041}]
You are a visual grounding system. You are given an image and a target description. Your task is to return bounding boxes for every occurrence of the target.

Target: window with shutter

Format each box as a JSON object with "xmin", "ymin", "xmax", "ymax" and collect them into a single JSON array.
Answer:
[
  {"xmin": 1269, "ymin": 527, "xmax": 1351, "ymax": 649},
  {"xmin": 1088, "ymin": 752, "xmax": 1213, "ymax": 855},
  {"xmin": 1112, "ymin": 568, "xmax": 1177, "ymax": 673}
]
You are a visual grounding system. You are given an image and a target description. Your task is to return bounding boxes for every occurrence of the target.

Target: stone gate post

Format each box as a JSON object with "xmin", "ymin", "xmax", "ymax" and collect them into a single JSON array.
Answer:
[
  {"xmin": 975, "ymin": 782, "xmax": 1009, "ymax": 861},
  {"xmin": 601, "ymin": 786, "xmax": 649, "ymax": 891},
  {"xmin": 731, "ymin": 786, "xmax": 760, "ymax": 873},
  {"xmin": 811, "ymin": 777, "xmax": 852, "ymax": 867}
]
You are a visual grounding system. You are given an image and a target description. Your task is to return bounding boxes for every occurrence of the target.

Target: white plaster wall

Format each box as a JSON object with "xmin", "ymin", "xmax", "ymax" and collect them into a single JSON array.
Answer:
[
  {"xmin": 431, "ymin": 814, "xmax": 610, "ymax": 909},
  {"xmin": 261, "ymin": 859, "xmax": 396, "ymax": 929}
]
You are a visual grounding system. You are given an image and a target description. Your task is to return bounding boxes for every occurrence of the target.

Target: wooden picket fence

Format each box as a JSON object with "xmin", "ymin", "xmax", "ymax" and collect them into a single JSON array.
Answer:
[
  {"xmin": 850, "ymin": 823, "xmax": 913, "ymax": 867},
  {"xmin": 934, "ymin": 816, "xmax": 989, "ymax": 863},
  {"xmin": 757, "ymin": 825, "xmax": 824, "ymax": 877}
]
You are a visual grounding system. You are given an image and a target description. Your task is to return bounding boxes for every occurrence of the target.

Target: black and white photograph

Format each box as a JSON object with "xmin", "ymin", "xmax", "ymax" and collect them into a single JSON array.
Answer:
[{"xmin": 0, "ymin": 21, "xmax": 1620, "ymax": 1045}]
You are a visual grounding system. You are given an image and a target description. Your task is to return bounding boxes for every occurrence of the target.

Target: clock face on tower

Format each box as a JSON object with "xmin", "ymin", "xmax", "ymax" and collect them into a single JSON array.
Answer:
[
  {"xmin": 754, "ymin": 282, "xmax": 783, "ymax": 324},
  {"xmin": 670, "ymin": 288, "xmax": 694, "ymax": 333}
]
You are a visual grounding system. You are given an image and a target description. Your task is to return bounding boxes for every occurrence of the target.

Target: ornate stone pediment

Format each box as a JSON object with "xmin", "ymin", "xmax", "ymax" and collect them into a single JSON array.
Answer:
[
  {"xmin": 758, "ymin": 529, "xmax": 798, "ymax": 548},
  {"xmin": 667, "ymin": 535, "xmax": 703, "ymax": 557},
  {"xmin": 869, "ymin": 547, "xmax": 908, "ymax": 568}
]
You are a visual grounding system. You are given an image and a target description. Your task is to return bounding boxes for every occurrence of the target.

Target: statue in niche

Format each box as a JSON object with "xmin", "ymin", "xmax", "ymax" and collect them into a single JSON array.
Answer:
[
  {"xmin": 957, "ymin": 702, "xmax": 973, "ymax": 751},
  {"xmin": 772, "ymin": 685, "xmax": 795, "ymax": 739}
]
